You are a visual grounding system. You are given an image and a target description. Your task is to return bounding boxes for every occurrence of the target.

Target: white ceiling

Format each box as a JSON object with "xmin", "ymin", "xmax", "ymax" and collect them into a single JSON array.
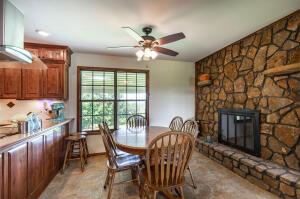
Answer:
[{"xmin": 11, "ymin": 0, "xmax": 300, "ymax": 62}]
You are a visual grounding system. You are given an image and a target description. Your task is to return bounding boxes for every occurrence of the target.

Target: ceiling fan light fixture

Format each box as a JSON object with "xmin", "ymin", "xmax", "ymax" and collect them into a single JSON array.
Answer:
[
  {"xmin": 144, "ymin": 48, "xmax": 151, "ymax": 57},
  {"xmin": 136, "ymin": 48, "xmax": 158, "ymax": 61},
  {"xmin": 136, "ymin": 49, "xmax": 144, "ymax": 58},
  {"xmin": 143, "ymin": 56, "xmax": 150, "ymax": 61},
  {"xmin": 150, "ymin": 51, "xmax": 158, "ymax": 59}
]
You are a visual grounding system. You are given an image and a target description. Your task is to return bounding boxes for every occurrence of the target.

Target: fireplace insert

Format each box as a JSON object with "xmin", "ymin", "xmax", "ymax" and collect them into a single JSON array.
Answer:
[{"xmin": 218, "ymin": 109, "xmax": 260, "ymax": 157}]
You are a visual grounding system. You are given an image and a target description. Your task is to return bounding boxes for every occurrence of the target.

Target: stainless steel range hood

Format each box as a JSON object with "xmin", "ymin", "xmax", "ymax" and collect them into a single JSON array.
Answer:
[{"xmin": 0, "ymin": 0, "xmax": 33, "ymax": 64}]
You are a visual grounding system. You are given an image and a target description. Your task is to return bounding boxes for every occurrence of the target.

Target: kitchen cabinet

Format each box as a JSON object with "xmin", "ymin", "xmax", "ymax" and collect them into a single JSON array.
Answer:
[
  {"xmin": 22, "ymin": 69, "xmax": 43, "ymax": 99},
  {"xmin": 0, "ymin": 43, "xmax": 72, "ymax": 100},
  {"xmin": 24, "ymin": 42, "xmax": 71, "ymax": 64},
  {"xmin": 0, "ymin": 120, "xmax": 71, "ymax": 199},
  {"xmin": 44, "ymin": 130, "xmax": 55, "ymax": 178},
  {"xmin": 43, "ymin": 64, "xmax": 63, "ymax": 99},
  {"xmin": 5, "ymin": 143, "xmax": 28, "ymax": 199},
  {"xmin": 24, "ymin": 43, "xmax": 72, "ymax": 100},
  {"xmin": 28, "ymin": 136, "xmax": 44, "ymax": 198},
  {"xmin": 0, "ymin": 68, "xmax": 22, "ymax": 99},
  {"xmin": 25, "ymin": 47, "xmax": 40, "ymax": 58}
]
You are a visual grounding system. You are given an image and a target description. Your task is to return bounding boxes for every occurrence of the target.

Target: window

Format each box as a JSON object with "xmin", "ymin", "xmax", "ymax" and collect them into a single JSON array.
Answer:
[{"xmin": 78, "ymin": 67, "xmax": 149, "ymax": 132}]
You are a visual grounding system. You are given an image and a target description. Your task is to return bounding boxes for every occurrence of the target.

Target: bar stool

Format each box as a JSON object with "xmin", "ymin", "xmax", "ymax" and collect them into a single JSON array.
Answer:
[
  {"xmin": 70, "ymin": 131, "xmax": 89, "ymax": 159},
  {"xmin": 62, "ymin": 135, "xmax": 87, "ymax": 173}
]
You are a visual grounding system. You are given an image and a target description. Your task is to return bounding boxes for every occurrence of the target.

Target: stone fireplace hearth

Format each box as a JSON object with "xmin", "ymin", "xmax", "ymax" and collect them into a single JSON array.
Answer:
[{"xmin": 195, "ymin": 10, "xmax": 300, "ymax": 171}]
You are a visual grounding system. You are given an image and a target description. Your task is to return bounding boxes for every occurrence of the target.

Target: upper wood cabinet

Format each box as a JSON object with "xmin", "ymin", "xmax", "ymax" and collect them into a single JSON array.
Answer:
[
  {"xmin": 24, "ymin": 42, "xmax": 71, "ymax": 64},
  {"xmin": 0, "ymin": 43, "xmax": 71, "ymax": 100},
  {"xmin": 22, "ymin": 69, "xmax": 43, "ymax": 99},
  {"xmin": 43, "ymin": 64, "xmax": 63, "ymax": 99},
  {"xmin": 0, "ymin": 68, "xmax": 22, "ymax": 99}
]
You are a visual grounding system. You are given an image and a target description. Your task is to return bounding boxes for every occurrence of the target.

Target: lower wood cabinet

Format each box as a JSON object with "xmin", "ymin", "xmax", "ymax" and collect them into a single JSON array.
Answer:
[
  {"xmin": 5, "ymin": 143, "xmax": 28, "ymax": 199},
  {"xmin": 44, "ymin": 131, "xmax": 55, "ymax": 177},
  {"xmin": 28, "ymin": 136, "xmax": 44, "ymax": 198},
  {"xmin": 0, "ymin": 124, "xmax": 69, "ymax": 199}
]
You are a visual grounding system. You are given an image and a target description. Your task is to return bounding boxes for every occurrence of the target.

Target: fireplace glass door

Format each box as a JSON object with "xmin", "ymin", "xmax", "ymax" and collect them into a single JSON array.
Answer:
[{"xmin": 218, "ymin": 109, "xmax": 260, "ymax": 156}]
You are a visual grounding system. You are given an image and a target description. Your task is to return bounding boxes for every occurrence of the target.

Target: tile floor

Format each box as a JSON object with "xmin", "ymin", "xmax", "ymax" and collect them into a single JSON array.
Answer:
[{"xmin": 40, "ymin": 151, "xmax": 279, "ymax": 199}]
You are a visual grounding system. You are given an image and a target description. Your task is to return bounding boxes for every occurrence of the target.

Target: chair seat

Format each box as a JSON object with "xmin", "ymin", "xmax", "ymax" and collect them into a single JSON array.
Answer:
[
  {"xmin": 115, "ymin": 148, "xmax": 130, "ymax": 157},
  {"xmin": 66, "ymin": 135, "xmax": 86, "ymax": 141},
  {"xmin": 141, "ymin": 166, "xmax": 185, "ymax": 188},
  {"xmin": 108, "ymin": 153, "xmax": 142, "ymax": 170}
]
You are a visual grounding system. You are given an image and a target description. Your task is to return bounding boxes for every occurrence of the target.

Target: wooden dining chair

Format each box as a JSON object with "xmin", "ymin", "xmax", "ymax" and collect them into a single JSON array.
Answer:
[
  {"xmin": 99, "ymin": 124, "xmax": 142, "ymax": 199},
  {"xmin": 169, "ymin": 116, "xmax": 184, "ymax": 131},
  {"xmin": 140, "ymin": 131, "xmax": 195, "ymax": 199},
  {"xmin": 181, "ymin": 119, "xmax": 198, "ymax": 189},
  {"xmin": 181, "ymin": 120, "xmax": 198, "ymax": 138},
  {"xmin": 126, "ymin": 114, "xmax": 147, "ymax": 128}
]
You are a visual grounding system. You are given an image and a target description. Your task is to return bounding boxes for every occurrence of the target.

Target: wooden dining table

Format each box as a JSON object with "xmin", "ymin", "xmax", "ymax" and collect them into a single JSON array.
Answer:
[
  {"xmin": 113, "ymin": 126, "xmax": 171, "ymax": 155},
  {"xmin": 113, "ymin": 126, "xmax": 186, "ymax": 198}
]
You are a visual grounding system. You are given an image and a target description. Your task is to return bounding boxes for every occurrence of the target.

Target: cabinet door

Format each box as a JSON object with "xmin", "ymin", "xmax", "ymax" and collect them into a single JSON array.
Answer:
[
  {"xmin": 41, "ymin": 48, "xmax": 64, "ymax": 61},
  {"xmin": 22, "ymin": 69, "xmax": 43, "ymax": 99},
  {"xmin": 1, "ymin": 68, "xmax": 21, "ymax": 99},
  {"xmin": 28, "ymin": 135, "xmax": 44, "ymax": 197},
  {"xmin": 53, "ymin": 128, "xmax": 62, "ymax": 171},
  {"xmin": 6, "ymin": 143, "xmax": 28, "ymax": 199},
  {"xmin": 44, "ymin": 131, "xmax": 55, "ymax": 177},
  {"xmin": 25, "ymin": 47, "xmax": 41, "ymax": 58},
  {"xmin": 43, "ymin": 64, "xmax": 62, "ymax": 98}
]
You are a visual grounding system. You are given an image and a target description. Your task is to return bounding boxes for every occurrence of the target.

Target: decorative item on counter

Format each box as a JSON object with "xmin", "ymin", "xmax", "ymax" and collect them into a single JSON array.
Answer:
[
  {"xmin": 51, "ymin": 103, "xmax": 65, "ymax": 122},
  {"xmin": 198, "ymin": 73, "xmax": 210, "ymax": 81},
  {"xmin": 26, "ymin": 112, "xmax": 42, "ymax": 133}
]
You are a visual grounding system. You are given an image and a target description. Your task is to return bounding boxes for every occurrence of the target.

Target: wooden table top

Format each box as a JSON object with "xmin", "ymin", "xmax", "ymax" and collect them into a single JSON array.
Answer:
[{"xmin": 113, "ymin": 126, "xmax": 171, "ymax": 155}]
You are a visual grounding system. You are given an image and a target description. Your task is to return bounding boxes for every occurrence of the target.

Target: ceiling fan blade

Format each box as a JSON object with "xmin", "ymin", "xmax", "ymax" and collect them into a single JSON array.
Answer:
[
  {"xmin": 153, "ymin": 47, "xmax": 178, "ymax": 56},
  {"xmin": 107, "ymin": 46, "xmax": 139, "ymax": 50},
  {"xmin": 122, "ymin": 27, "xmax": 144, "ymax": 42},
  {"xmin": 156, "ymin": 32, "xmax": 185, "ymax": 45}
]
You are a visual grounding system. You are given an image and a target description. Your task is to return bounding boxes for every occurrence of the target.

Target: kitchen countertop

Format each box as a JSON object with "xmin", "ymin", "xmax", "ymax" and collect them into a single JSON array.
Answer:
[{"xmin": 0, "ymin": 118, "xmax": 74, "ymax": 151}]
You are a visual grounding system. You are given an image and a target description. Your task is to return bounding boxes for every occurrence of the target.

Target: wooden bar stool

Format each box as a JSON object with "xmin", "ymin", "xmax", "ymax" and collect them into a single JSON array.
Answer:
[
  {"xmin": 70, "ymin": 132, "xmax": 89, "ymax": 159},
  {"xmin": 62, "ymin": 135, "xmax": 87, "ymax": 173}
]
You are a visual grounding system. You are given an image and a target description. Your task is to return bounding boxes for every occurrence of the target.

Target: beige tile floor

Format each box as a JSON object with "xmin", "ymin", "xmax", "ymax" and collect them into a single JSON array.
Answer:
[{"xmin": 40, "ymin": 151, "xmax": 279, "ymax": 199}]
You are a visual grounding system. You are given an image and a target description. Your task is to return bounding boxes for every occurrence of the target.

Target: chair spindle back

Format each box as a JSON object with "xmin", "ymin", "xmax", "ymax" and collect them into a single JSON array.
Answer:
[
  {"xmin": 126, "ymin": 114, "xmax": 147, "ymax": 128},
  {"xmin": 99, "ymin": 124, "xmax": 117, "ymax": 167},
  {"xmin": 145, "ymin": 131, "xmax": 194, "ymax": 187},
  {"xmin": 181, "ymin": 120, "xmax": 198, "ymax": 138},
  {"xmin": 169, "ymin": 116, "xmax": 184, "ymax": 131}
]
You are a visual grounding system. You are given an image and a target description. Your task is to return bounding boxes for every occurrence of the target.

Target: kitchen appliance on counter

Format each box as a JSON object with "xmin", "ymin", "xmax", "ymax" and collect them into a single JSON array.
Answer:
[{"xmin": 51, "ymin": 103, "xmax": 65, "ymax": 122}]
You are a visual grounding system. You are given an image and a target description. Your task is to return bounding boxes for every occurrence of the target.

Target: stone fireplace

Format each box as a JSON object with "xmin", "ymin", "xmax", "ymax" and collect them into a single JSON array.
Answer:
[
  {"xmin": 218, "ymin": 109, "xmax": 260, "ymax": 156},
  {"xmin": 195, "ymin": 10, "xmax": 300, "ymax": 171}
]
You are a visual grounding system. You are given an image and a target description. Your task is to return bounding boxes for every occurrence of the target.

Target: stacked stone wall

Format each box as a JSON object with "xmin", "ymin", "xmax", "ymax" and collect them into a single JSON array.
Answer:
[{"xmin": 195, "ymin": 10, "xmax": 300, "ymax": 170}]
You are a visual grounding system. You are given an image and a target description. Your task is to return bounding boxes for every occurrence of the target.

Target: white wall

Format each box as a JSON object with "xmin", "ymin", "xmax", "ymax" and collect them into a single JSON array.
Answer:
[
  {"xmin": 65, "ymin": 53, "xmax": 195, "ymax": 153},
  {"xmin": 0, "ymin": 99, "xmax": 61, "ymax": 122}
]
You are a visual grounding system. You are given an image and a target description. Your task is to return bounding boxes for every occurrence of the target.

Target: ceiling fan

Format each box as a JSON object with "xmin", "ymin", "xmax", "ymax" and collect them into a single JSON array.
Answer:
[{"xmin": 107, "ymin": 27, "xmax": 185, "ymax": 61}]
